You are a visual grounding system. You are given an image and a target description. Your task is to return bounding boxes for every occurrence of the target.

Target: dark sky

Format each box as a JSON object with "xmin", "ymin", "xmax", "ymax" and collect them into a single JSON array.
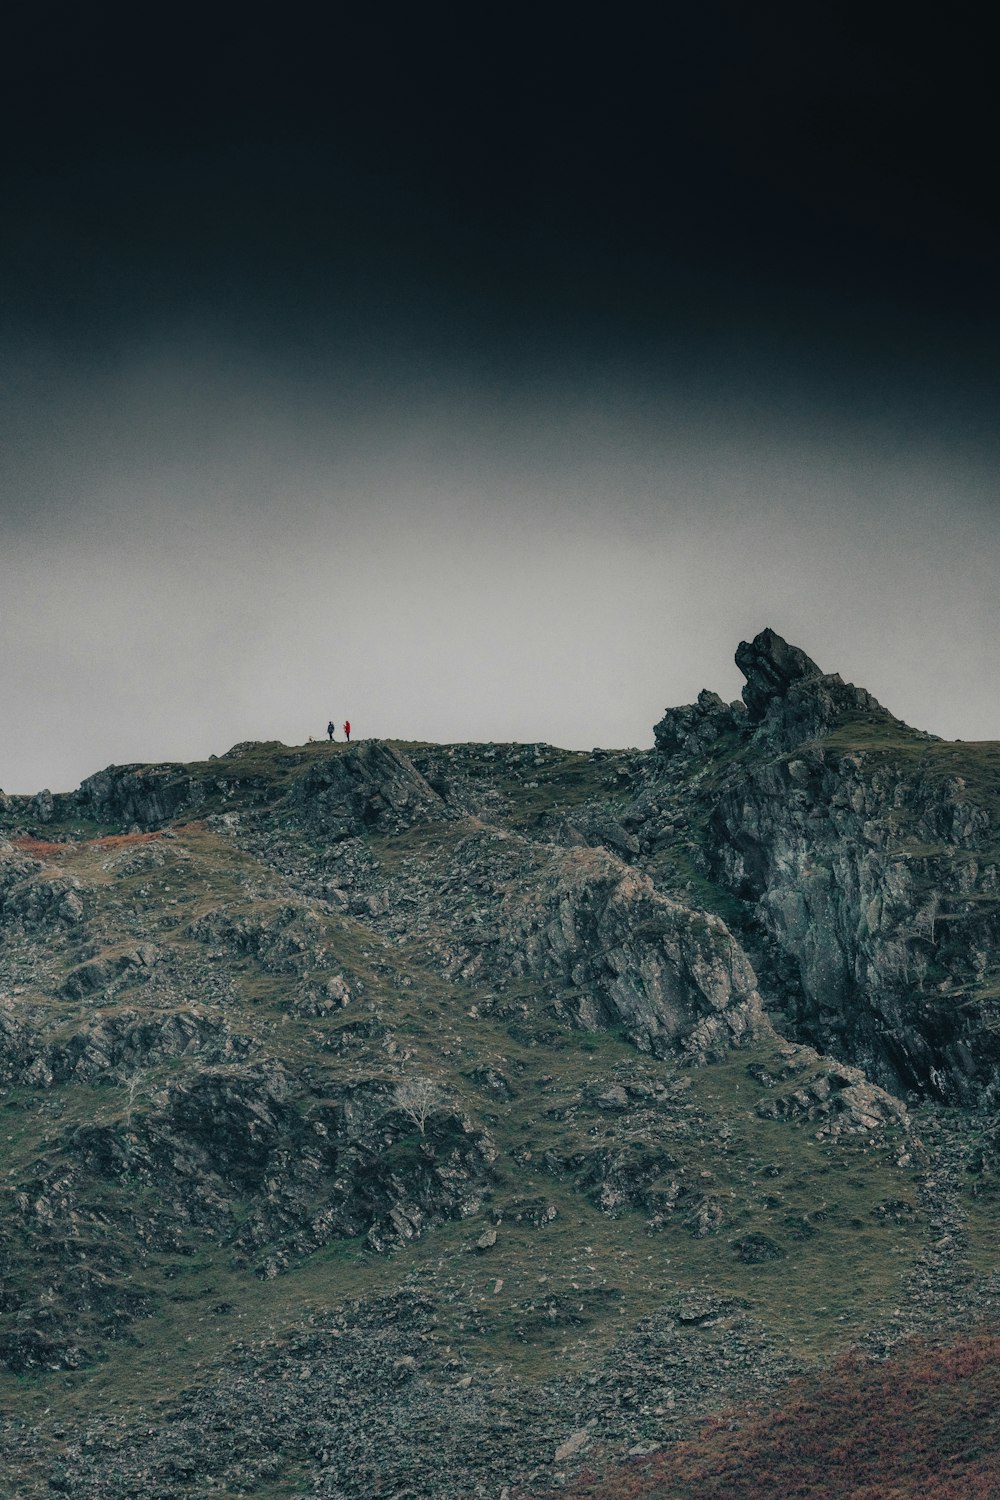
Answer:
[{"xmin": 2, "ymin": 6, "xmax": 997, "ymax": 791}]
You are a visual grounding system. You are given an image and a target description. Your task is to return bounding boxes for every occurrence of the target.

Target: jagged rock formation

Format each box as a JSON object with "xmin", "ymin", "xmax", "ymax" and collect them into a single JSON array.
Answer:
[
  {"xmin": 652, "ymin": 628, "xmax": 1000, "ymax": 1100},
  {"xmin": 735, "ymin": 627, "xmax": 824, "ymax": 721},
  {"xmin": 653, "ymin": 689, "xmax": 747, "ymax": 757},
  {"xmin": 735, "ymin": 625, "xmax": 896, "ymax": 750},
  {"xmin": 0, "ymin": 847, "xmax": 84, "ymax": 931},
  {"xmin": 748, "ymin": 1041, "xmax": 908, "ymax": 1137},
  {"xmin": 708, "ymin": 741, "xmax": 1000, "ymax": 1099},
  {"xmin": 74, "ymin": 762, "xmax": 208, "ymax": 828}
]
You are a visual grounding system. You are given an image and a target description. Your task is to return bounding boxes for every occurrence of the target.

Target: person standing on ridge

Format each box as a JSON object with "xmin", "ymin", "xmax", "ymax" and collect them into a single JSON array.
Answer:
[
  {"xmin": 343, "ymin": 720, "xmax": 351, "ymax": 742},
  {"xmin": 327, "ymin": 721, "xmax": 335, "ymax": 741}
]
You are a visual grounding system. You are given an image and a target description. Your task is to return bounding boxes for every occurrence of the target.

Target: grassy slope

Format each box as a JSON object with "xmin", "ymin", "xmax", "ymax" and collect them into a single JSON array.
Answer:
[{"xmin": 0, "ymin": 736, "xmax": 999, "ymax": 1472}]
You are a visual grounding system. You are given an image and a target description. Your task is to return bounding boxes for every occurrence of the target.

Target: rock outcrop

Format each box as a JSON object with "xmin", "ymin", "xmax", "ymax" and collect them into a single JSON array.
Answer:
[
  {"xmin": 736, "ymin": 627, "xmax": 896, "ymax": 750},
  {"xmin": 430, "ymin": 829, "xmax": 769, "ymax": 1059},
  {"xmin": 503, "ymin": 844, "xmax": 768, "ymax": 1058},
  {"xmin": 749, "ymin": 1041, "xmax": 909, "ymax": 1137},
  {"xmin": 291, "ymin": 741, "xmax": 444, "ymax": 839},
  {"xmin": 708, "ymin": 740, "xmax": 1000, "ymax": 1099},
  {"xmin": 0, "ymin": 999, "xmax": 246, "ymax": 1090},
  {"xmin": 74, "ymin": 763, "xmax": 206, "ymax": 828},
  {"xmin": 651, "ymin": 629, "xmax": 1000, "ymax": 1101},
  {"xmin": 654, "ymin": 689, "xmax": 747, "ymax": 757},
  {"xmin": 1, "ymin": 848, "xmax": 81, "ymax": 928},
  {"xmin": 2, "ymin": 650, "xmax": 998, "ymax": 1499},
  {"xmin": 735, "ymin": 628, "xmax": 823, "ymax": 721}
]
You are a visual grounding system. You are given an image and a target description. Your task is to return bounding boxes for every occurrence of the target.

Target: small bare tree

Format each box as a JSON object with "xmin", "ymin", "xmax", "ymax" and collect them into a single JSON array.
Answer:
[
  {"xmin": 916, "ymin": 895, "xmax": 941, "ymax": 948},
  {"xmin": 123, "ymin": 1066, "xmax": 147, "ymax": 1129},
  {"xmin": 394, "ymin": 1075, "xmax": 445, "ymax": 1136}
]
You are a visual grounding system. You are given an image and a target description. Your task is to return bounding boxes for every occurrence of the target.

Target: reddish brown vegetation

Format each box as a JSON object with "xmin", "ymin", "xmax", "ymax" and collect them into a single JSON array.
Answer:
[
  {"xmin": 546, "ymin": 1329, "xmax": 1000, "ymax": 1500},
  {"xmin": 89, "ymin": 832, "xmax": 165, "ymax": 850},
  {"xmin": 12, "ymin": 831, "xmax": 165, "ymax": 858},
  {"xmin": 9, "ymin": 838, "xmax": 69, "ymax": 858}
]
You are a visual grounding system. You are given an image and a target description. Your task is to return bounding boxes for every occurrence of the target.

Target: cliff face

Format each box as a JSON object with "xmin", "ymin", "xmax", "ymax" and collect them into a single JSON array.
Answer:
[{"xmin": 652, "ymin": 629, "xmax": 1000, "ymax": 1102}]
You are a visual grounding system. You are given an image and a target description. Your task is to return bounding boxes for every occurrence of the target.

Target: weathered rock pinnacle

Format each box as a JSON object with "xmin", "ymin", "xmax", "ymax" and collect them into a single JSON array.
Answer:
[{"xmin": 735, "ymin": 627, "xmax": 822, "ymax": 722}]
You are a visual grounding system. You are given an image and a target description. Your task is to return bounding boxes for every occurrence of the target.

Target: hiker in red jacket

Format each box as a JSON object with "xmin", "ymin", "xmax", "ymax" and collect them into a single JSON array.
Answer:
[{"xmin": 343, "ymin": 721, "xmax": 351, "ymax": 742}]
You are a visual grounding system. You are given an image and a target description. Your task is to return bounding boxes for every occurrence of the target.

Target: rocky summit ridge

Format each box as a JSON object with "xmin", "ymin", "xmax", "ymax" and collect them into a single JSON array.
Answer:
[{"xmin": 0, "ymin": 628, "xmax": 998, "ymax": 1498}]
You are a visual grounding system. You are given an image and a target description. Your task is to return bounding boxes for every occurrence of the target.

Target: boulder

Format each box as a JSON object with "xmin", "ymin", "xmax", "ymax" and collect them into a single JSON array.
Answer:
[{"xmin": 29, "ymin": 788, "xmax": 55, "ymax": 823}]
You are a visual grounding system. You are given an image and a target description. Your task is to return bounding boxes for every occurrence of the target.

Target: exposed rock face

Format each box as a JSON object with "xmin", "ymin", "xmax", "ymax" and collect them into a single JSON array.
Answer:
[
  {"xmin": 75, "ymin": 763, "xmax": 206, "ymax": 828},
  {"xmin": 749, "ymin": 1042, "xmax": 909, "ymax": 1137},
  {"xmin": 0, "ymin": 850, "xmax": 84, "ymax": 931},
  {"xmin": 3, "ymin": 660, "xmax": 998, "ymax": 1498},
  {"xmin": 493, "ymin": 842, "xmax": 767, "ymax": 1057},
  {"xmin": 61, "ymin": 944, "xmax": 159, "ymax": 998},
  {"xmin": 137, "ymin": 1069, "xmax": 494, "ymax": 1264},
  {"xmin": 0, "ymin": 1000, "xmax": 246, "ymax": 1090},
  {"xmin": 187, "ymin": 902, "xmax": 329, "ymax": 974},
  {"xmin": 708, "ymin": 742, "xmax": 1000, "ymax": 1099},
  {"xmin": 649, "ymin": 630, "xmax": 1000, "ymax": 1101},
  {"xmin": 292, "ymin": 741, "xmax": 444, "ymax": 839},
  {"xmin": 29, "ymin": 788, "xmax": 55, "ymax": 823},
  {"xmin": 530, "ymin": 852, "xmax": 767, "ymax": 1062}
]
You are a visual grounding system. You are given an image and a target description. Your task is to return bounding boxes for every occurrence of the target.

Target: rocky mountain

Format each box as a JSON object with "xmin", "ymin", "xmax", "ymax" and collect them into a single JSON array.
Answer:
[{"xmin": 0, "ymin": 630, "xmax": 998, "ymax": 1498}]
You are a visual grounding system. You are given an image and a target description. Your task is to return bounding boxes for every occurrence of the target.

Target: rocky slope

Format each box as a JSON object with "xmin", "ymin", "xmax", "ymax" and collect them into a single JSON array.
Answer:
[{"xmin": 0, "ymin": 634, "xmax": 998, "ymax": 1498}]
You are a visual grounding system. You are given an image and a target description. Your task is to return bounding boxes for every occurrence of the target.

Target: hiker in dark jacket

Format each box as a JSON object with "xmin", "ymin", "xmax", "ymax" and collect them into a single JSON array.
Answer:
[{"xmin": 327, "ymin": 721, "xmax": 335, "ymax": 741}]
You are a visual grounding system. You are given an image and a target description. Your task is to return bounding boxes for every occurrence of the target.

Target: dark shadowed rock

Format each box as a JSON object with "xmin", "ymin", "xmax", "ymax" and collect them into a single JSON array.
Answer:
[
  {"xmin": 735, "ymin": 1231, "xmax": 785, "ymax": 1263},
  {"xmin": 735, "ymin": 628, "xmax": 823, "ymax": 722},
  {"xmin": 61, "ymin": 945, "xmax": 158, "ymax": 999},
  {"xmin": 706, "ymin": 730, "xmax": 999, "ymax": 1098},
  {"xmin": 654, "ymin": 690, "xmax": 748, "ymax": 756},
  {"xmin": 29, "ymin": 789, "xmax": 55, "ymax": 824}
]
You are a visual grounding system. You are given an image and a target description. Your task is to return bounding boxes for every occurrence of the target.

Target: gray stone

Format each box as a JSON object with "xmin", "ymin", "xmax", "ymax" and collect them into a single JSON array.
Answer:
[{"xmin": 554, "ymin": 1428, "xmax": 591, "ymax": 1462}]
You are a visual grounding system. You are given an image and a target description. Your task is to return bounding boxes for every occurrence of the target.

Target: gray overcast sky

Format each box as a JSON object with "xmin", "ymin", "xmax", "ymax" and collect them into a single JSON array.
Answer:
[
  {"xmin": 2, "ymin": 10, "xmax": 996, "ymax": 794},
  {"xmin": 2, "ymin": 323, "xmax": 997, "ymax": 795}
]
